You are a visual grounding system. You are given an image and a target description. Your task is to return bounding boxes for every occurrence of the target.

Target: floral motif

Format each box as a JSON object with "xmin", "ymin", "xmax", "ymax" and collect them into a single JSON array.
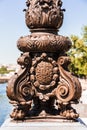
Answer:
[{"xmin": 25, "ymin": 0, "xmax": 64, "ymax": 29}]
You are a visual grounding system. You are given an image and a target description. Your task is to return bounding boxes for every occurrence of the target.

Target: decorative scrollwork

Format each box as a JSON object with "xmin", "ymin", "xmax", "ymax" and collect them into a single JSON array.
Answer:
[
  {"xmin": 7, "ymin": 53, "xmax": 33, "ymax": 102},
  {"xmin": 14, "ymin": 72, "xmax": 33, "ymax": 102},
  {"xmin": 56, "ymin": 81, "xmax": 75, "ymax": 102},
  {"xmin": 56, "ymin": 56, "xmax": 82, "ymax": 103}
]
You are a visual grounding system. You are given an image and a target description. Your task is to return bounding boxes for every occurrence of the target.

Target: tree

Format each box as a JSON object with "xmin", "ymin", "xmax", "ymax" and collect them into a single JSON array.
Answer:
[
  {"xmin": 82, "ymin": 26, "xmax": 87, "ymax": 45},
  {"xmin": 68, "ymin": 26, "xmax": 87, "ymax": 78},
  {"xmin": 0, "ymin": 66, "xmax": 8, "ymax": 74},
  {"xmin": 0, "ymin": 66, "xmax": 14, "ymax": 74}
]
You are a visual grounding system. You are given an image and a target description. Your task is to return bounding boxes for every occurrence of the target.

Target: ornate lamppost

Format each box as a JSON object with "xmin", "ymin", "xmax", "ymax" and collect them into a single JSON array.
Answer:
[{"xmin": 7, "ymin": 0, "xmax": 82, "ymax": 120}]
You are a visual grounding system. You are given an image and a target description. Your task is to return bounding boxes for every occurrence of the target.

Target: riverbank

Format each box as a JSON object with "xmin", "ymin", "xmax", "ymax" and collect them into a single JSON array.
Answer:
[
  {"xmin": 0, "ymin": 72, "xmax": 14, "ymax": 83},
  {"xmin": 0, "ymin": 76, "xmax": 10, "ymax": 83}
]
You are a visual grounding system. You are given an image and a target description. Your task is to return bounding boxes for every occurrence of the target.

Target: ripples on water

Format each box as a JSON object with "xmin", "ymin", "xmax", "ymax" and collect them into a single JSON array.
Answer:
[{"xmin": 0, "ymin": 83, "xmax": 12, "ymax": 126}]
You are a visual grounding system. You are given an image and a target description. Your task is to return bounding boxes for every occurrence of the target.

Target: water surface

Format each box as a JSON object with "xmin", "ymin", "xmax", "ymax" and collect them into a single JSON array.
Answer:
[{"xmin": 0, "ymin": 83, "xmax": 12, "ymax": 126}]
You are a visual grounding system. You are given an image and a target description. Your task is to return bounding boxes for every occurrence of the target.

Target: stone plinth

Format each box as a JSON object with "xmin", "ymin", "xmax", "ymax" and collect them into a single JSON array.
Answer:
[{"xmin": 1, "ymin": 118, "xmax": 87, "ymax": 130}]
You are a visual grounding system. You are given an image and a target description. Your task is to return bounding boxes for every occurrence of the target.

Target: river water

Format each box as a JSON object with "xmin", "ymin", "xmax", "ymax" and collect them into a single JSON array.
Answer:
[{"xmin": 0, "ymin": 83, "xmax": 12, "ymax": 126}]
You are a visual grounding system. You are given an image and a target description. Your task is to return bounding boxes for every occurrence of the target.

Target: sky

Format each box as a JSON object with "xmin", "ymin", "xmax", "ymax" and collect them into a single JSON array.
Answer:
[{"xmin": 0, "ymin": 0, "xmax": 87, "ymax": 64}]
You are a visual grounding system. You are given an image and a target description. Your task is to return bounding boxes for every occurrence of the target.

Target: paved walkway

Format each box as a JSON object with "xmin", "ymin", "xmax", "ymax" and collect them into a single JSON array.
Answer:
[
  {"xmin": 0, "ymin": 118, "xmax": 87, "ymax": 130},
  {"xmin": 79, "ymin": 79, "xmax": 87, "ymax": 104}
]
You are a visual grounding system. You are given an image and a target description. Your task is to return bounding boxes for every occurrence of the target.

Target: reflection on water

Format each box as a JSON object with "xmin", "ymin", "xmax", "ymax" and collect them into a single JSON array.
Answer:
[{"xmin": 0, "ymin": 83, "xmax": 12, "ymax": 126}]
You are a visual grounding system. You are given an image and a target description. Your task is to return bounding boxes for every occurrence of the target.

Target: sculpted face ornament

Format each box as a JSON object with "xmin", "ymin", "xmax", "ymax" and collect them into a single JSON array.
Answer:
[{"xmin": 7, "ymin": 0, "xmax": 82, "ymax": 120}]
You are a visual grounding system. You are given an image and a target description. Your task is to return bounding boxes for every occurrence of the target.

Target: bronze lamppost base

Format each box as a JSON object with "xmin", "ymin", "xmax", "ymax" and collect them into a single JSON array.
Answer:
[{"xmin": 6, "ymin": 0, "xmax": 82, "ymax": 121}]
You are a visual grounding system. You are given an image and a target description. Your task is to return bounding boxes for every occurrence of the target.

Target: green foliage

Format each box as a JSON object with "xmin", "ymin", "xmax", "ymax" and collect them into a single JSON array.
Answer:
[
  {"xmin": 82, "ymin": 26, "xmax": 87, "ymax": 45},
  {"xmin": 0, "ymin": 66, "xmax": 13, "ymax": 74},
  {"xmin": 68, "ymin": 26, "xmax": 87, "ymax": 78}
]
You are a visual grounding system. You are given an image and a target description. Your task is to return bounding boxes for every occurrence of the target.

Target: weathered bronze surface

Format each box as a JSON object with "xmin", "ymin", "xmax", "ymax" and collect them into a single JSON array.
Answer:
[{"xmin": 7, "ymin": 0, "xmax": 82, "ymax": 120}]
